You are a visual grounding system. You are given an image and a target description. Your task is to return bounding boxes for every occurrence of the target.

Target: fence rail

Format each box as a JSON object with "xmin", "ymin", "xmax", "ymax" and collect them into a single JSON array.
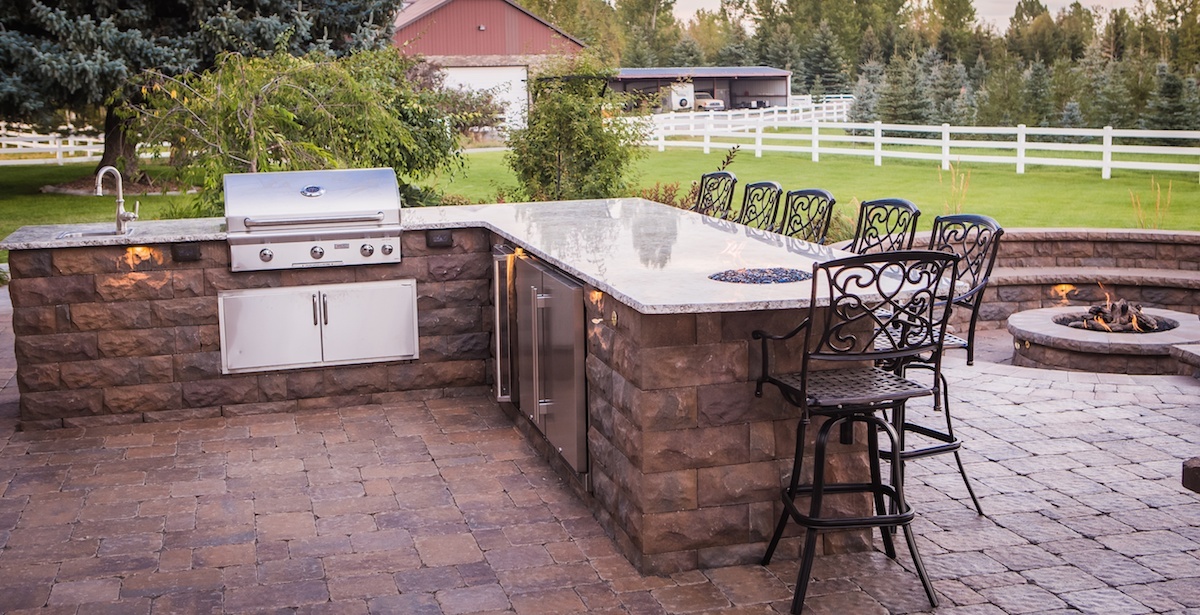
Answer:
[
  {"xmin": 0, "ymin": 129, "xmax": 105, "ymax": 166},
  {"xmin": 648, "ymin": 109, "xmax": 1200, "ymax": 180}
]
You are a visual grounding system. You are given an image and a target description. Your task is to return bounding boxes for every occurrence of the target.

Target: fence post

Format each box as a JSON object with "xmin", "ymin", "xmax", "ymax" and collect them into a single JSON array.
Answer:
[
  {"xmin": 55, "ymin": 135, "xmax": 63, "ymax": 165},
  {"xmin": 1102, "ymin": 125, "xmax": 1113, "ymax": 179},
  {"xmin": 941, "ymin": 123, "xmax": 951, "ymax": 171},
  {"xmin": 657, "ymin": 123, "xmax": 665, "ymax": 152},
  {"xmin": 703, "ymin": 118, "xmax": 711, "ymax": 155},
  {"xmin": 811, "ymin": 117, "xmax": 820, "ymax": 162},
  {"xmin": 1016, "ymin": 124, "xmax": 1026, "ymax": 174},
  {"xmin": 755, "ymin": 122, "xmax": 763, "ymax": 158},
  {"xmin": 874, "ymin": 121, "xmax": 883, "ymax": 167}
]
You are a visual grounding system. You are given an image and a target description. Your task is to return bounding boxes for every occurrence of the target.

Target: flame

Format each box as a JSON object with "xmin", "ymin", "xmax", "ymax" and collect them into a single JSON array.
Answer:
[
  {"xmin": 1098, "ymin": 282, "xmax": 1112, "ymax": 311},
  {"xmin": 1095, "ymin": 317, "xmax": 1112, "ymax": 332},
  {"xmin": 1051, "ymin": 284, "xmax": 1076, "ymax": 306},
  {"xmin": 121, "ymin": 246, "xmax": 162, "ymax": 270}
]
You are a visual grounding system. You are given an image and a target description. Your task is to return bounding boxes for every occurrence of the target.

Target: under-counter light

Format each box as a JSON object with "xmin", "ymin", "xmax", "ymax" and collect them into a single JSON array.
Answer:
[{"xmin": 121, "ymin": 246, "xmax": 162, "ymax": 270}]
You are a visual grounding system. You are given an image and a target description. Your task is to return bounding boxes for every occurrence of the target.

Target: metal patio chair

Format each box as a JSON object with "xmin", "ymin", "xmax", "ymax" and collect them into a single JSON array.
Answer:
[
  {"xmin": 693, "ymin": 171, "xmax": 737, "ymax": 220},
  {"xmin": 773, "ymin": 188, "xmax": 836, "ymax": 244},
  {"xmin": 736, "ymin": 180, "xmax": 783, "ymax": 229},
  {"xmin": 755, "ymin": 250, "xmax": 959, "ymax": 614},
  {"xmin": 847, "ymin": 198, "xmax": 920, "ymax": 254}
]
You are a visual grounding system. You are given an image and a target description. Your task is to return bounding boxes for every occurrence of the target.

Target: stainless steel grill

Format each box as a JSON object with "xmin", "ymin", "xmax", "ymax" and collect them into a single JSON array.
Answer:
[{"xmin": 224, "ymin": 168, "xmax": 403, "ymax": 272}]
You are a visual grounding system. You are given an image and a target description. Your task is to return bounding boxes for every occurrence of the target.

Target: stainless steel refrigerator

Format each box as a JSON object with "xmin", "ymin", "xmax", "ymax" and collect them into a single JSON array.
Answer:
[{"xmin": 513, "ymin": 253, "xmax": 588, "ymax": 474}]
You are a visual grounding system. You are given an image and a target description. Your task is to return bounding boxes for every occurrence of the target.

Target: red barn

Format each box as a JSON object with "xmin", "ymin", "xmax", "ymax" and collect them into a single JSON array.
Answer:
[{"xmin": 393, "ymin": 0, "xmax": 585, "ymax": 126}]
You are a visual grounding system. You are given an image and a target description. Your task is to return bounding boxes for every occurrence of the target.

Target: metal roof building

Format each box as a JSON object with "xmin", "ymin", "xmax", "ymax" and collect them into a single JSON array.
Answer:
[{"xmin": 609, "ymin": 67, "xmax": 793, "ymax": 110}]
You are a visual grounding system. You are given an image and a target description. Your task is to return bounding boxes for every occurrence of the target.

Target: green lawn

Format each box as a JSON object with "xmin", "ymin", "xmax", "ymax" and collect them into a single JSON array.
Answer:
[
  {"xmin": 428, "ymin": 148, "xmax": 1200, "ymax": 231},
  {"xmin": 2, "ymin": 150, "xmax": 1197, "ymax": 264}
]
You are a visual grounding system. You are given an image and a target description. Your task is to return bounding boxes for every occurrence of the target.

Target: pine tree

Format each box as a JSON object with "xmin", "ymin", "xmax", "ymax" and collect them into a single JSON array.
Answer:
[
  {"xmin": 1141, "ymin": 63, "xmax": 1190, "ymax": 131},
  {"xmin": 670, "ymin": 36, "xmax": 706, "ymax": 67},
  {"xmin": 714, "ymin": 24, "xmax": 756, "ymax": 67},
  {"xmin": 759, "ymin": 22, "xmax": 802, "ymax": 72},
  {"xmin": 878, "ymin": 54, "xmax": 929, "ymax": 126},
  {"xmin": 932, "ymin": 61, "xmax": 970, "ymax": 124},
  {"xmin": 1021, "ymin": 60, "xmax": 1054, "ymax": 126},
  {"xmin": 0, "ymin": 0, "xmax": 401, "ymax": 173},
  {"xmin": 800, "ymin": 21, "xmax": 850, "ymax": 95},
  {"xmin": 1057, "ymin": 101, "xmax": 1086, "ymax": 142},
  {"xmin": 847, "ymin": 60, "xmax": 885, "ymax": 129},
  {"xmin": 860, "ymin": 26, "xmax": 882, "ymax": 64}
]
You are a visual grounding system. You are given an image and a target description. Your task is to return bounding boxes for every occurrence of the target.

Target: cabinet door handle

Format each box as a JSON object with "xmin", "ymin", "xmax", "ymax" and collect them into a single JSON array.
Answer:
[
  {"xmin": 312, "ymin": 293, "xmax": 319, "ymax": 326},
  {"xmin": 322, "ymin": 293, "xmax": 329, "ymax": 325},
  {"xmin": 530, "ymin": 285, "xmax": 541, "ymax": 422}
]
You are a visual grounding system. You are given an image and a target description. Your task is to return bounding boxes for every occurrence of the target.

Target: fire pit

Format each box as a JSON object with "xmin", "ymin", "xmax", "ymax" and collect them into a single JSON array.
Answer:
[{"xmin": 1008, "ymin": 304, "xmax": 1200, "ymax": 374}]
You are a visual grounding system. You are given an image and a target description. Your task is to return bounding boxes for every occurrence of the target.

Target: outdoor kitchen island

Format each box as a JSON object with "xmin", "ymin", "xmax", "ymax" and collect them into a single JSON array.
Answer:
[{"xmin": 1, "ymin": 197, "xmax": 868, "ymax": 575}]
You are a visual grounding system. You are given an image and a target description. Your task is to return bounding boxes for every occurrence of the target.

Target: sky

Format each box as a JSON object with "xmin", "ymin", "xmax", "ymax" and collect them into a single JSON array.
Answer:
[{"xmin": 670, "ymin": 0, "xmax": 1142, "ymax": 32}]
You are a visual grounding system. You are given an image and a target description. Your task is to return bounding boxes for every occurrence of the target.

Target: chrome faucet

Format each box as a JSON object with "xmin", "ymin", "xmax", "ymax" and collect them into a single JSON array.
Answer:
[{"xmin": 96, "ymin": 165, "xmax": 138, "ymax": 234}]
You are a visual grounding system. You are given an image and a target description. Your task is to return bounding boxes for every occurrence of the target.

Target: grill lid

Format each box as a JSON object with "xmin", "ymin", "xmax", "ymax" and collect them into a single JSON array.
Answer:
[{"xmin": 224, "ymin": 168, "xmax": 401, "ymax": 234}]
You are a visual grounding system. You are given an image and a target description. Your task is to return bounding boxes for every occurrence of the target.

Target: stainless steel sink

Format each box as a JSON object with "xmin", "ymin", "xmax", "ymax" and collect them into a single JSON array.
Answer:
[{"xmin": 56, "ymin": 228, "xmax": 135, "ymax": 239}]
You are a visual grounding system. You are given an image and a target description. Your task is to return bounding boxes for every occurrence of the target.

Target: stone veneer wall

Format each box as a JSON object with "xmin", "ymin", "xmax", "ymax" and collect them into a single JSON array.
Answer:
[
  {"xmin": 8, "ymin": 229, "xmax": 493, "ymax": 430},
  {"xmin": 937, "ymin": 228, "xmax": 1200, "ymax": 329},
  {"xmin": 581, "ymin": 290, "xmax": 871, "ymax": 575}
]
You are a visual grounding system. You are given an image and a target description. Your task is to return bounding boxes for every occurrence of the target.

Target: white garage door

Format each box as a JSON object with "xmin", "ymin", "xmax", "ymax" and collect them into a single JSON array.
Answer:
[{"xmin": 443, "ymin": 66, "xmax": 529, "ymax": 128}]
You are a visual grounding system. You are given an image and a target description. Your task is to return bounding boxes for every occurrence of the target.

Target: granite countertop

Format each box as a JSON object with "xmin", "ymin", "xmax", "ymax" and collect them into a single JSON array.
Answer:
[{"xmin": 0, "ymin": 198, "xmax": 853, "ymax": 314}]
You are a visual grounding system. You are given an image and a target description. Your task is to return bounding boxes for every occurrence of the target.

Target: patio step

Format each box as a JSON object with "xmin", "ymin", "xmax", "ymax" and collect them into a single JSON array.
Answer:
[
  {"xmin": 1171, "ymin": 344, "xmax": 1200, "ymax": 379},
  {"xmin": 989, "ymin": 266, "xmax": 1200, "ymax": 290}
]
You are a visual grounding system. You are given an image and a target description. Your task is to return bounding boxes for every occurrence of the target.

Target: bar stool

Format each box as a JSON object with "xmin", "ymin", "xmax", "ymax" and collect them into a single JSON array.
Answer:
[
  {"xmin": 693, "ymin": 170, "xmax": 737, "ymax": 219},
  {"xmin": 754, "ymin": 250, "xmax": 960, "ymax": 614},
  {"xmin": 847, "ymin": 198, "xmax": 920, "ymax": 254}
]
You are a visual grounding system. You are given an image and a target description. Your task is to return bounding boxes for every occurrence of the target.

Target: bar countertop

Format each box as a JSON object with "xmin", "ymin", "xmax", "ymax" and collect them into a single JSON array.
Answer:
[{"xmin": 0, "ymin": 198, "xmax": 851, "ymax": 314}]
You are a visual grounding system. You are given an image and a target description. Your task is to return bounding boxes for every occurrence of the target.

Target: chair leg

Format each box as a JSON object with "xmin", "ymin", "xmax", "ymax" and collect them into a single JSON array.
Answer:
[
  {"xmin": 790, "ymin": 529, "xmax": 820, "ymax": 614},
  {"xmin": 763, "ymin": 418, "xmax": 809, "ymax": 565},
  {"xmin": 901, "ymin": 523, "xmax": 938, "ymax": 609},
  {"xmin": 939, "ymin": 375, "xmax": 984, "ymax": 515},
  {"xmin": 866, "ymin": 418, "xmax": 896, "ymax": 558},
  {"xmin": 955, "ymin": 450, "xmax": 984, "ymax": 515}
]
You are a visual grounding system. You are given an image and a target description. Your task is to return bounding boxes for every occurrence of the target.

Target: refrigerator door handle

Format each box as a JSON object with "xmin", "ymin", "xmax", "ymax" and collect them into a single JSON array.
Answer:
[{"xmin": 529, "ymin": 285, "xmax": 542, "ymax": 424}]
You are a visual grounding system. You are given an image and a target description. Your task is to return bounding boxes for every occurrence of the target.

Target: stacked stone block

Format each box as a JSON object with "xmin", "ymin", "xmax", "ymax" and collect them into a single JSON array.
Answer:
[
  {"xmin": 582, "ymin": 290, "xmax": 871, "ymax": 575},
  {"xmin": 7, "ymin": 230, "xmax": 493, "ymax": 429}
]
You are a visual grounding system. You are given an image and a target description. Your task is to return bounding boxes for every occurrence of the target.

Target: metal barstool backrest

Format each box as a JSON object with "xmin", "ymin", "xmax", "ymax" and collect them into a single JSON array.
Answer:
[
  {"xmin": 737, "ymin": 181, "xmax": 783, "ymax": 229},
  {"xmin": 929, "ymin": 213, "xmax": 1004, "ymax": 306},
  {"xmin": 775, "ymin": 188, "xmax": 836, "ymax": 244},
  {"xmin": 847, "ymin": 198, "xmax": 920, "ymax": 254},
  {"xmin": 798, "ymin": 251, "xmax": 961, "ymax": 395},
  {"xmin": 694, "ymin": 171, "xmax": 737, "ymax": 219},
  {"xmin": 929, "ymin": 213, "xmax": 1004, "ymax": 365}
]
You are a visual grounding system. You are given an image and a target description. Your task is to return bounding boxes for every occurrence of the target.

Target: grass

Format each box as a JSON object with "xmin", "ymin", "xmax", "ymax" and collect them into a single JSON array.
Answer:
[
  {"xmin": 428, "ymin": 148, "xmax": 1200, "ymax": 231},
  {"xmin": 2, "ymin": 150, "xmax": 1198, "ymax": 264}
]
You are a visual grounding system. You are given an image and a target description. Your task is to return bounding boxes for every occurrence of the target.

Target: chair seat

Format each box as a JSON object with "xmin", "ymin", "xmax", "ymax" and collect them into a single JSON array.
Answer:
[
  {"xmin": 872, "ymin": 331, "xmax": 967, "ymax": 354},
  {"xmin": 772, "ymin": 366, "xmax": 934, "ymax": 408}
]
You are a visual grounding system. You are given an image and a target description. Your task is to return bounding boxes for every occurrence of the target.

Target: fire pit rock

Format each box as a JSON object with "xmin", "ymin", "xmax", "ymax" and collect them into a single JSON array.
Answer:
[{"xmin": 1008, "ymin": 306, "xmax": 1200, "ymax": 374}]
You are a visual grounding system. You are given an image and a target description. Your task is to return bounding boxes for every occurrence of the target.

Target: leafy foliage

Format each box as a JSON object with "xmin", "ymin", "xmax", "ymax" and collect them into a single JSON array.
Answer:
[
  {"xmin": 505, "ymin": 54, "xmax": 651, "ymax": 201},
  {"xmin": 0, "ymin": 0, "xmax": 402, "ymax": 170},
  {"xmin": 124, "ymin": 49, "xmax": 463, "ymax": 216}
]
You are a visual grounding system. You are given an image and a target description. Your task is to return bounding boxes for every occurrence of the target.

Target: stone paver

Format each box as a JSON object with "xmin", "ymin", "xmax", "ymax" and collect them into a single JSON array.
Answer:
[{"xmin": 1, "ymin": 285, "xmax": 1199, "ymax": 614}]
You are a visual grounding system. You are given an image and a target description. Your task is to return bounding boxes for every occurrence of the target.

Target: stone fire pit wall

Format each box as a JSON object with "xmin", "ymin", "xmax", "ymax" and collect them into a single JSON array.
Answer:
[
  {"xmin": 7, "ymin": 232, "xmax": 493, "ymax": 430},
  {"xmin": 935, "ymin": 228, "xmax": 1200, "ymax": 330}
]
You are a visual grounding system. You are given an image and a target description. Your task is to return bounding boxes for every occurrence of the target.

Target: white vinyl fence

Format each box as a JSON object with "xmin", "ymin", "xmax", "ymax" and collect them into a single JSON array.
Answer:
[
  {"xmin": 649, "ymin": 106, "xmax": 1200, "ymax": 180},
  {"xmin": 0, "ymin": 127, "xmax": 105, "ymax": 166}
]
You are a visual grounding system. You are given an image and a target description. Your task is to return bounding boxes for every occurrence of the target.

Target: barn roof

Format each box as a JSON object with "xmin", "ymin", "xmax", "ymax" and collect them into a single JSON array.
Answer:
[
  {"xmin": 614, "ymin": 67, "xmax": 792, "ymax": 80},
  {"xmin": 393, "ymin": 0, "xmax": 585, "ymax": 48}
]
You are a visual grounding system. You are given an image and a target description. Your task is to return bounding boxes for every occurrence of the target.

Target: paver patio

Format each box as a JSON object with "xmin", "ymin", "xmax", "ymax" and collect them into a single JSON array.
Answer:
[{"xmin": 1, "ymin": 283, "xmax": 1198, "ymax": 614}]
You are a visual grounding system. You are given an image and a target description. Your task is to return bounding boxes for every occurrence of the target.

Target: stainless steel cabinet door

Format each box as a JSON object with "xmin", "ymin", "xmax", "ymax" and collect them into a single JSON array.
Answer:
[
  {"xmin": 539, "ymin": 266, "xmax": 586, "ymax": 474},
  {"xmin": 321, "ymin": 280, "xmax": 418, "ymax": 364},
  {"xmin": 219, "ymin": 287, "xmax": 324, "ymax": 372}
]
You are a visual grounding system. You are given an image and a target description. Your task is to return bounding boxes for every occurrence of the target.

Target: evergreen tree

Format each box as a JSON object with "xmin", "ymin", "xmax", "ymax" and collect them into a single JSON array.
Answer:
[
  {"xmin": 1141, "ymin": 63, "xmax": 1191, "ymax": 130},
  {"xmin": 1185, "ymin": 77, "xmax": 1200, "ymax": 130},
  {"xmin": 878, "ymin": 54, "xmax": 929, "ymax": 126},
  {"xmin": 1090, "ymin": 62, "xmax": 1134, "ymax": 128},
  {"xmin": 847, "ymin": 59, "xmax": 885, "ymax": 127},
  {"xmin": 714, "ymin": 25, "xmax": 757, "ymax": 66},
  {"xmin": 1057, "ymin": 101, "xmax": 1086, "ymax": 141},
  {"xmin": 860, "ymin": 26, "xmax": 883, "ymax": 64},
  {"xmin": 1021, "ymin": 60, "xmax": 1054, "ymax": 126},
  {"xmin": 0, "ymin": 0, "xmax": 400, "ymax": 172},
  {"xmin": 974, "ymin": 56, "xmax": 1024, "ymax": 125},
  {"xmin": 800, "ymin": 21, "xmax": 850, "ymax": 95},
  {"xmin": 917, "ymin": 47, "xmax": 944, "ymax": 95},
  {"xmin": 622, "ymin": 26, "xmax": 658, "ymax": 67},
  {"xmin": 759, "ymin": 22, "xmax": 802, "ymax": 72},
  {"xmin": 932, "ymin": 60, "xmax": 970, "ymax": 124},
  {"xmin": 969, "ymin": 52, "xmax": 989, "ymax": 89},
  {"xmin": 670, "ymin": 36, "xmax": 706, "ymax": 67}
]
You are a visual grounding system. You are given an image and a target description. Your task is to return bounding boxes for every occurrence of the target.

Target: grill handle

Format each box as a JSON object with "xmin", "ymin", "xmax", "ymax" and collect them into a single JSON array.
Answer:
[{"xmin": 242, "ymin": 212, "xmax": 385, "ymax": 228}]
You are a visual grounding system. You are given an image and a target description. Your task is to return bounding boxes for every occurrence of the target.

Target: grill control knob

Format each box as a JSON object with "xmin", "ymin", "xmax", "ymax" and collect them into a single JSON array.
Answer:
[
  {"xmin": 310, "ymin": 246, "xmax": 325, "ymax": 259},
  {"xmin": 259, "ymin": 248, "xmax": 274, "ymax": 262},
  {"xmin": 381, "ymin": 244, "xmax": 394, "ymax": 255},
  {"xmin": 360, "ymin": 244, "xmax": 375, "ymax": 257}
]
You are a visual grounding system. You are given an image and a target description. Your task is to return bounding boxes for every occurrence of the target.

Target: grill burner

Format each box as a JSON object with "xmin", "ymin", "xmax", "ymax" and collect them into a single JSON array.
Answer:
[{"xmin": 224, "ymin": 168, "xmax": 403, "ymax": 272}]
